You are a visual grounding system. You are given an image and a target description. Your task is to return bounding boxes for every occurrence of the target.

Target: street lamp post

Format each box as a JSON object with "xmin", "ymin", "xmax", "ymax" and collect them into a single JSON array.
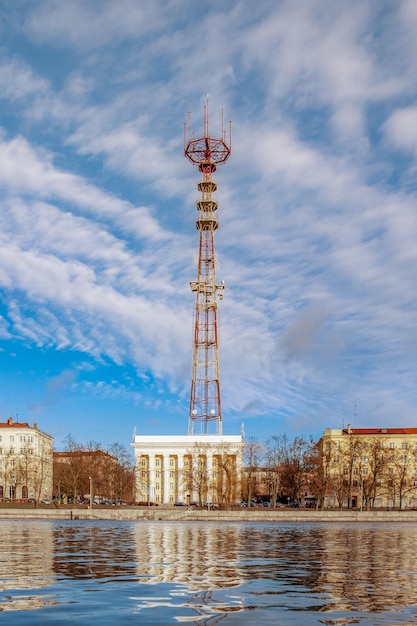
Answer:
[{"xmin": 89, "ymin": 476, "xmax": 93, "ymax": 510}]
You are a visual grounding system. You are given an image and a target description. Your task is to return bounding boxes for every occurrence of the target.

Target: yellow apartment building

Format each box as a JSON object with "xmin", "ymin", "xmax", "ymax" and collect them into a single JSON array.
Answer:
[{"xmin": 321, "ymin": 426, "xmax": 417, "ymax": 509}]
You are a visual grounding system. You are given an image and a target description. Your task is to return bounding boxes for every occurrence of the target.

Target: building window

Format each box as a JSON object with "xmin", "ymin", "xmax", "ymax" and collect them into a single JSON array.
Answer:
[
  {"xmin": 10, "ymin": 436, "xmax": 14, "ymax": 442},
  {"xmin": 156, "ymin": 458, "xmax": 160, "ymax": 467},
  {"xmin": 156, "ymin": 471, "xmax": 160, "ymax": 478},
  {"xmin": 363, "ymin": 456, "xmax": 368, "ymax": 463},
  {"xmin": 10, "ymin": 448, "xmax": 14, "ymax": 455},
  {"xmin": 389, "ymin": 443, "xmax": 395, "ymax": 449},
  {"xmin": 363, "ymin": 467, "xmax": 368, "ymax": 475},
  {"xmin": 170, "ymin": 458, "xmax": 175, "ymax": 467},
  {"xmin": 402, "ymin": 442, "xmax": 407, "ymax": 449}
]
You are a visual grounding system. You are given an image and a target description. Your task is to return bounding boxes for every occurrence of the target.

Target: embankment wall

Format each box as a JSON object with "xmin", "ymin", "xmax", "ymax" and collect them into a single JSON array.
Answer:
[{"xmin": 1, "ymin": 508, "xmax": 417, "ymax": 523}]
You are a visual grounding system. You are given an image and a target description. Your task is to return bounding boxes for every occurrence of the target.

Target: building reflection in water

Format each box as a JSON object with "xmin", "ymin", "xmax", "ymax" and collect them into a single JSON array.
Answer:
[
  {"xmin": 131, "ymin": 522, "xmax": 245, "ymax": 623},
  {"xmin": 310, "ymin": 524, "xmax": 417, "ymax": 613},
  {"xmin": 132, "ymin": 522, "xmax": 244, "ymax": 589},
  {"xmin": 52, "ymin": 521, "xmax": 138, "ymax": 580},
  {"xmin": 0, "ymin": 520, "xmax": 56, "ymax": 611},
  {"xmin": 1, "ymin": 520, "xmax": 417, "ymax": 622}
]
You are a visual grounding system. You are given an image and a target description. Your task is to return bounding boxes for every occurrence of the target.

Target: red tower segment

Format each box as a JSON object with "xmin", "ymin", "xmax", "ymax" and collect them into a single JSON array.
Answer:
[{"xmin": 184, "ymin": 101, "xmax": 231, "ymax": 435}]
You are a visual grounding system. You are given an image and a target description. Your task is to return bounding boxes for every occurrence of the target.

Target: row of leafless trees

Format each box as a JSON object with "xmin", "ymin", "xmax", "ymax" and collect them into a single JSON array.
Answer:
[
  {"xmin": 243, "ymin": 434, "xmax": 417, "ymax": 509},
  {"xmin": 53, "ymin": 435, "xmax": 135, "ymax": 504},
  {"xmin": 243, "ymin": 434, "xmax": 317, "ymax": 505}
]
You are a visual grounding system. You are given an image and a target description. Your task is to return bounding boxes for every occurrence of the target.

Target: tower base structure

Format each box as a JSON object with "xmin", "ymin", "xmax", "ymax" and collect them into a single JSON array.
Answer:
[{"xmin": 132, "ymin": 433, "xmax": 244, "ymax": 506}]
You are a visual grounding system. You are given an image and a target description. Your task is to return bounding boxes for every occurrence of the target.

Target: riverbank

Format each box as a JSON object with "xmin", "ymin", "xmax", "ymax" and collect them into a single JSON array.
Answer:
[{"xmin": 1, "ymin": 506, "xmax": 417, "ymax": 522}]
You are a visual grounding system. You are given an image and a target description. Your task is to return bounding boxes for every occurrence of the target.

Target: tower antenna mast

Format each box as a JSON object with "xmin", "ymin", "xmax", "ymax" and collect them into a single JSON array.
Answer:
[{"xmin": 184, "ymin": 98, "xmax": 232, "ymax": 435}]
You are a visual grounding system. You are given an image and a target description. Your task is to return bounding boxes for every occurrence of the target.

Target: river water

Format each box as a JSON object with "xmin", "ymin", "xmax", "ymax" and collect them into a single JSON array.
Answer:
[{"xmin": 0, "ymin": 520, "xmax": 417, "ymax": 625}]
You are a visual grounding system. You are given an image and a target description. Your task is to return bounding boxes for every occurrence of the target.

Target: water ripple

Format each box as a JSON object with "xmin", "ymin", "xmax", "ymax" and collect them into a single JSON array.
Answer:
[{"xmin": 0, "ymin": 520, "xmax": 417, "ymax": 624}]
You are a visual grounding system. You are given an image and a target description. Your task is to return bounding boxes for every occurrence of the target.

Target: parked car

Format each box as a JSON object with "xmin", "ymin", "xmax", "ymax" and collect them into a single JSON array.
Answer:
[{"xmin": 174, "ymin": 501, "xmax": 186, "ymax": 506}]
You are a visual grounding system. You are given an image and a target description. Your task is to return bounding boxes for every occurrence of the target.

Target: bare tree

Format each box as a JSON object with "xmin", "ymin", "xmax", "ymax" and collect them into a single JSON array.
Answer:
[
  {"xmin": 308, "ymin": 439, "xmax": 331, "ymax": 509},
  {"xmin": 31, "ymin": 437, "xmax": 53, "ymax": 504},
  {"xmin": 280, "ymin": 436, "xmax": 313, "ymax": 504},
  {"xmin": 243, "ymin": 437, "xmax": 262, "ymax": 505},
  {"xmin": 107, "ymin": 442, "xmax": 135, "ymax": 503},
  {"xmin": 390, "ymin": 443, "xmax": 417, "ymax": 509},
  {"xmin": 212, "ymin": 444, "xmax": 239, "ymax": 508},
  {"xmin": 59, "ymin": 434, "xmax": 86, "ymax": 503},
  {"xmin": 264, "ymin": 435, "xmax": 288, "ymax": 506},
  {"xmin": 183, "ymin": 442, "xmax": 211, "ymax": 506}
]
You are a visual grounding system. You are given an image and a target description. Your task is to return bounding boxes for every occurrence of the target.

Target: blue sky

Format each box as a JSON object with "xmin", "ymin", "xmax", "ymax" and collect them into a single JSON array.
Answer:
[{"xmin": 1, "ymin": 0, "xmax": 417, "ymax": 452}]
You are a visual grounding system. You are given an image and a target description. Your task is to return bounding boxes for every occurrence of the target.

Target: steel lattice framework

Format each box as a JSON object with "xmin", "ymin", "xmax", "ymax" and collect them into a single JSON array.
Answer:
[{"xmin": 184, "ymin": 101, "xmax": 231, "ymax": 435}]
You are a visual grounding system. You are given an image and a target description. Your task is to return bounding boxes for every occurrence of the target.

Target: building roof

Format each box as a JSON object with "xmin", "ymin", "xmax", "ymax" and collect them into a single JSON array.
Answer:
[
  {"xmin": 0, "ymin": 417, "xmax": 52, "ymax": 439},
  {"xmin": 0, "ymin": 417, "xmax": 36, "ymax": 429},
  {"xmin": 342, "ymin": 427, "xmax": 417, "ymax": 436},
  {"xmin": 54, "ymin": 450, "xmax": 114, "ymax": 459}
]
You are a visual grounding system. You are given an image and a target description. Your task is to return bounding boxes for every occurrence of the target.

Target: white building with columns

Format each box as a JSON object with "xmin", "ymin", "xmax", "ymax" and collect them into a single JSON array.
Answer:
[{"xmin": 132, "ymin": 434, "xmax": 244, "ymax": 506}]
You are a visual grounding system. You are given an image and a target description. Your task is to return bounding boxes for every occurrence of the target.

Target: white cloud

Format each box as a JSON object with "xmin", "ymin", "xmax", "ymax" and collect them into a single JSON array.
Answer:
[
  {"xmin": 25, "ymin": 0, "xmax": 172, "ymax": 49},
  {"xmin": 0, "ymin": 57, "xmax": 50, "ymax": 100},
  {"xmin": 1, "ymin": 1, "xmax": 417, "ymax": 443},
  {"xmin": 384, "ymin": 107, "xmax": 417, "ymax": 158}
]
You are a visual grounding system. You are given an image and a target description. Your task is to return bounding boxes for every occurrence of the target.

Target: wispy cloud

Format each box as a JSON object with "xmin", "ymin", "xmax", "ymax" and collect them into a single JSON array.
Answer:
[{"xmin": 1, "ymin": 0, "xmax": 417, "ymax": 445}]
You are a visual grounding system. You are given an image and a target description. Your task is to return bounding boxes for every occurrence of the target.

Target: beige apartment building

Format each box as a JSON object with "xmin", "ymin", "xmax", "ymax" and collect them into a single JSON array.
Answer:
[
  {"xmin": 0, "ymin": 417, "xmax": 53, "ymax": 502},
  {"xmin": 132, "ymin": 434, "xmax": 245, "ymax": 506},
  {"xmin": 322, "ymin": 426, "xmax": 417, "ymax": 509}
]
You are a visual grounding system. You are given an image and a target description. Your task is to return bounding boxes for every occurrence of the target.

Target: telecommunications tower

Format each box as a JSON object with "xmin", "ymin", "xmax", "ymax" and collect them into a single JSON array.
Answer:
[{"xmin": 184, "ymin": 100, "xmax": 231, "ymax": 436}]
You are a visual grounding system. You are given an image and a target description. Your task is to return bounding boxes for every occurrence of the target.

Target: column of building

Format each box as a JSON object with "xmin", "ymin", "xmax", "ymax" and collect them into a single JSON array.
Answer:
[
  {"xmin": 148, "ymin": 455, "xmax": 155, "ymax": 503},
  {"xmin": 163, "ymin": 454, "xmax": 170, "ymax": 504}
]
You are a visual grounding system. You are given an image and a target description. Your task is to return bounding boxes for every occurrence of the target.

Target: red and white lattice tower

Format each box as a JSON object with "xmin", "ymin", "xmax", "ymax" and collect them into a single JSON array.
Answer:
[{"xmin": 184, "ymin": 100, "xmax": 232, "ymax": 435}]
